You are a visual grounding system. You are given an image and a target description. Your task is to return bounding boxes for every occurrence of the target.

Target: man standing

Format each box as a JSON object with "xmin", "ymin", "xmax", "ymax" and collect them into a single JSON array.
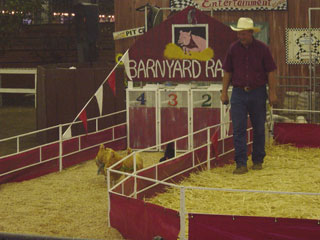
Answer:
[{"xmin": 220, "ymin": 17, "xmax": 277, "ymax": 174}]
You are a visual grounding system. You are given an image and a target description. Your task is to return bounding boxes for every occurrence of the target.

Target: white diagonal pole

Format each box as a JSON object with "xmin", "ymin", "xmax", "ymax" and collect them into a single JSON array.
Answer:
[{"xmin": 62, "ymin": 50, "xmax": 130, "ymax": 138}]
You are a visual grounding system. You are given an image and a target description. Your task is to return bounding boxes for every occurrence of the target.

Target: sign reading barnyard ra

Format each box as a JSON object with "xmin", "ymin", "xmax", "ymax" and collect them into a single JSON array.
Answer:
[{"xmin": 125, "ymin": 7, "xmax": 238, "ymax": 83}]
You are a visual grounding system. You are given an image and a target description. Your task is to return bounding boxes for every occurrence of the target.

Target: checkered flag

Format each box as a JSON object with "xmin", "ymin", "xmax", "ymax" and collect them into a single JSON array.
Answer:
[{"xmin": 170, "ymin": 0, "xmax": 198, "ymax": 9}]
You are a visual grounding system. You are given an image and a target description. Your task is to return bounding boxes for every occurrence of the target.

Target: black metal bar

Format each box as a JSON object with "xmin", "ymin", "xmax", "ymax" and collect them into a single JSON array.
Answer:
[
  {"xmin": 277, "ymin": 85, "xmax": 309, "ymax": 88},
  {"xmin": 0, "ymin": 232, "xmax": 95, "ymax": 240},
  {"xmin": 277, "ymin": 76, "xmax": 320, "ymax": 79}
]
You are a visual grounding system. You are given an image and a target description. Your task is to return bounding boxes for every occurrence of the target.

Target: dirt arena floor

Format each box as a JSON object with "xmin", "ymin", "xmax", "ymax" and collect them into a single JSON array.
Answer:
[{"xmin": 0, "ymin": 151, "xmax": 163, "ymax": 240}]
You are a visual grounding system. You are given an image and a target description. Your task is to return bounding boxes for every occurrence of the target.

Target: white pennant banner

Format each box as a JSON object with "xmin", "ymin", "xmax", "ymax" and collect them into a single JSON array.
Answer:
[
  {"xmin": 95, "ymin": 86, "xmax": 103, "ymax": 116},
  {"xmin": 122, "ymin": 50, "xmax": 132, "ymax": 81},
  {"xmin": 62, "ymin": 126, "xmax": 72, "ymax": 140}
]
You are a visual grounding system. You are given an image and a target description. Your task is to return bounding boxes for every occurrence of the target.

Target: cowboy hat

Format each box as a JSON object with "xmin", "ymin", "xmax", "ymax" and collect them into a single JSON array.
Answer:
[{"xmin": 230, "ymin": 17, "xmax": 260, "ymax": 33}]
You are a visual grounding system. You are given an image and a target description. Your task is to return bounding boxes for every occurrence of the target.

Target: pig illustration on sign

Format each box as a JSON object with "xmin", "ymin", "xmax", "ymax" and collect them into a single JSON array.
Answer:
[{"xmin": 178, "ymin": 30, "xmax": 207, "ymax": 55}]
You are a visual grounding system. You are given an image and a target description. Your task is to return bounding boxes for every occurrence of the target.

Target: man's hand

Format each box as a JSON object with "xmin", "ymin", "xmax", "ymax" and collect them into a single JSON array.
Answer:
[
  {"xmin": 268, "ymin": 90, "xmax": 277, "ymax": 106},
  {"xmin": 221, "ymin": 71, "xmax": 232, "ymax": 105},
  {"xmin": 220, "ymin": 91, "xmax": 229, "ymax": 105}
]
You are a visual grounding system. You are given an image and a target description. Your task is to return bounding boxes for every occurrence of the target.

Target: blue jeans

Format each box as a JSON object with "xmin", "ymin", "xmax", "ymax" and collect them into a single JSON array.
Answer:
[{"xmin": 230, "ymin": 86, "xmax": 267, "ymax": 167}]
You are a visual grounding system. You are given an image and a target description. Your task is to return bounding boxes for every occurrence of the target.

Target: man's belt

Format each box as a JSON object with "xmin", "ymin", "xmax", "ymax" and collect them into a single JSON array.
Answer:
[
  {"xmin": 236, "ymin": 86, "xmax": 262, "ymax": 92},
  {"xmin": 243, "ymin": 86, "xmax": 252, "ymax": 92}
]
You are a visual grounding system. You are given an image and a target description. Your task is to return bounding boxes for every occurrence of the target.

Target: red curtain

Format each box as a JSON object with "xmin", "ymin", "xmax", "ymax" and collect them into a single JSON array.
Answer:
[
  {"xmin": 189, "ymin": 214, "xmax": 320, "ymax": 240},
  {"xmin": 274, "ymin": 123, "xmax": 320, "ymax": 148},
  {"xmin": 110, "ymin": 193, "xmax": 180, "ymax": 240}
]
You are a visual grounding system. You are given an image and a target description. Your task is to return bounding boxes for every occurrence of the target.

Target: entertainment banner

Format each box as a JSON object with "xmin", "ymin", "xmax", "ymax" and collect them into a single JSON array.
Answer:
[{"xmin": 171, "ymin": 0, "xmax": 287, "ymax": 11}]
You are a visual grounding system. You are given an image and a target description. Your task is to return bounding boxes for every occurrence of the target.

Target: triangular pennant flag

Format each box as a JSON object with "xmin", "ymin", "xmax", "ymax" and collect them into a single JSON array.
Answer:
[
  {"xmin": 122, "ymin": 50, "xmax": 132, "ymax": 81},
  {"xmin": 211, "ymin": 127, "xmax": 219, "ymax": 160},
  {"xmin": 95, "ymin": 86, "xmax": 103, "ymax": 116},
  {"xmin": 108, "ymin": 70, "xmax": 116, "ymax": 96},
  {"xmin": 79, "ymin": 109, "xmax": 88, "ymax": 133},
  {"xmin": 62, "ymin": 126, "xmax": 72, "ymax": 140}
]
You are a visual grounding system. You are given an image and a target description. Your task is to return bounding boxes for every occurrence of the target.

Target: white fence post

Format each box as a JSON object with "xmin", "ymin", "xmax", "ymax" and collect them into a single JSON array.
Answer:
[
  {"xmin": 207, "ymin": 128, "xmax": 211, "ymax": 170},
  {"xmin": 34, "ymin": 71, "xmax": 37, "ymax": 108},
  {"xmin": 107, "ymin": 169, "xmax": 111, "ymax": 227},
  {"xmin": 17, "ymin": 136, "xmax": 20, "ymax": 153},
  {"xmin": 179, "ymin": 187, "xmax": 186, "ymax": 240},
  {"xmin": 0, "ymin": 74, "xmax": 2, "ymax": 106},
  {"xmin": 134, "ymin": 153, "xmax": 137, "ymax": 199},
  {"xmin": 59, "ymin": 124, "xmax": 63, "ymax": 172},
  {"xmin": 174, "ymin": 140, "xmax": 177, "ymax": 158}
]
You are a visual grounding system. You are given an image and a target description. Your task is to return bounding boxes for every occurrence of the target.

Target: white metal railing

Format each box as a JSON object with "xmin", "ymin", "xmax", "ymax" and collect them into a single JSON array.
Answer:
[
  {"xmin": 0, "ymin": 109, "xmax": 126, "ymax": 156},
  {"xmin": 107, "ymin": 118, "xmax": 319, "ymax": 240},
  {"xmin": 273, "ymin": 108, "xmax": 320, "ymax": 114},
  {"xmin": 271, "ymin": 108, "xmax": 320, "ymax": 128},
  {"xmin": 0, "ymin": 68, "xmax": 37, "ymax": 108},
  {"xmin": 108, "ymin": 121, "xmax": 236, "ymax": 191},
  {"xmin": 107, "ymin": 123, "xmax": 320, "ymax": 240},
  {"xmin": 107, "ymin": 120, "xmax": 251, "ymax": 239},
  {"xmin": 0, "ymin": 110, "xmax": 127, "ymax": 178}
]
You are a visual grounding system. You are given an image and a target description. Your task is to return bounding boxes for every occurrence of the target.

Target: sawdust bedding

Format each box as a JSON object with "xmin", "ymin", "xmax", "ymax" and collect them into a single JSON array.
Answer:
[
  {"xmin": 1, "ymin": 145, "xmax": 319, "ymax": 240},
  {"xmin": 145, "ymin": 144, "xmax": 320, "ymax": 220}
]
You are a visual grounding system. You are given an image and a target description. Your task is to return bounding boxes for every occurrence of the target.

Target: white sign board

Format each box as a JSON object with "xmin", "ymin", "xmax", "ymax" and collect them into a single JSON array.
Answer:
[
  {"xmin": 113, "ymin": 26, "xmax": 145, "ymax": 40},
  {"xmin": 286, "ymin": 28, "xmax": 320, "ymax": 64}
]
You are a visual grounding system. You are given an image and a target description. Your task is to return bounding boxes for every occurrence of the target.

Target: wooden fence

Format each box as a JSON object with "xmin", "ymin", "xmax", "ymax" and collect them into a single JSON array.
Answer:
[{"xmin": 0, "ymin": 22, "xmax": 115, "ymax": 68}]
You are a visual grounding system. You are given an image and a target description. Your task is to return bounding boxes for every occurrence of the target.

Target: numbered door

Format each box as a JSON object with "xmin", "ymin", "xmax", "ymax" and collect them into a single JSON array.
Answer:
[
  {"xmin": 191, "ymin": 90, "xmax": 221, "ymax": 148},
  {"xmin": 127, "ymin": 89, "xmax": 157, "ymax": 149},
  {"xmin": 159, "ymin": 89, "xmax": 189, "ymax": 151}
]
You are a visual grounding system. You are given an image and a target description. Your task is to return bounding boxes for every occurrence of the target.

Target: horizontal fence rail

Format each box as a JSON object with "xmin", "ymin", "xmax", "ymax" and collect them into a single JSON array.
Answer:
[
  {"xmin": 0, "ymin": 68, "xmax": 37, "ymax": 108},
  {"xmin": 0, "ymin": 109, "xmax": 126, "ymax": 157},
  {"xmin": 107, "ymin": 120, "xmax": 254, "ymax": 240},
  {"xmin": 0, "ymin": 109, "xmax": 127, "ymax": 184},
  {"xmin": 0, "ymin": 232, "xmax": 94, "ymax": 240},
  {"xmin": 107, "ymin": 118, "xmax": 319, "ymax": 240}
]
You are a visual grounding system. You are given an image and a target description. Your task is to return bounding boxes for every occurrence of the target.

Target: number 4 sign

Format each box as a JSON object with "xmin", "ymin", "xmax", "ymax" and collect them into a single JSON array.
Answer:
[{"xmin": 136, "ymin": 92, "xmax": 146, "ymax": 105}]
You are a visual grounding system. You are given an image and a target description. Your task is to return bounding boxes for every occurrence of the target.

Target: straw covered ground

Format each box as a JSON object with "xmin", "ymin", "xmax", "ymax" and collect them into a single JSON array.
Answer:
[
  {"xmin": 145, "ymin": 144, "xmax": 320, "ymax": 220},
  {"xmin": 1, "ymin": 144, "xmax": 319, "ymax": 239},
  {"xmin": 0, "ymin": 150, "xmax": 163, "ymax": 240}
]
